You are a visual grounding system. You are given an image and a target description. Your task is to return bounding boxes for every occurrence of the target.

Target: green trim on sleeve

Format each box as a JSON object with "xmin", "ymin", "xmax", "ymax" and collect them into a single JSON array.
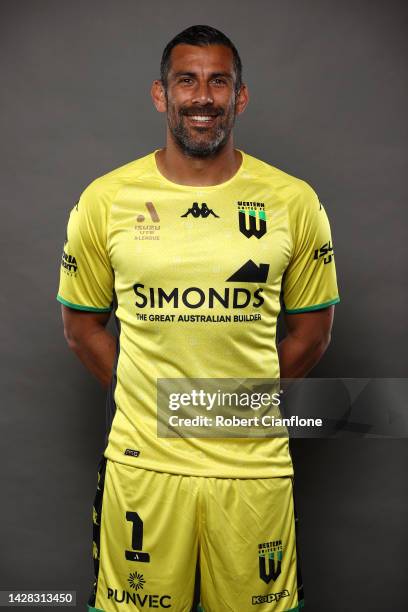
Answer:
[
  {"xmin": 287, "ymin": 599, "xmax": 305, "ymax": 611},
  {"xmin": 285, "ymin": 297, "xmax": 340, "ymax": 314},
  {"xmin": 88, "ymin": 606, "xmax": 105, "ymax": 612},
  {"xmin": 57, "ymin": 294, "xmax": 112, "ymax": 313}
]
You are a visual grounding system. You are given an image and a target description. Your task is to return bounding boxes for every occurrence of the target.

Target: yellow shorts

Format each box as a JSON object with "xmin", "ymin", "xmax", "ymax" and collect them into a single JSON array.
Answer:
[{"xmin": 88, "ymin": 457, "xmax": 304, "ymax": 612}]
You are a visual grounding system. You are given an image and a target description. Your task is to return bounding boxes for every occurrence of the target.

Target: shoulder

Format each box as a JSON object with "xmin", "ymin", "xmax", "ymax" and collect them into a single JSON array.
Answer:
[
  {"xmin": 242, "ymin": 150, "xmax": 320, "ymax": 212},
  {"xmin": 78, "ymin": 151, "xmax": 156, "ymax": 211}
]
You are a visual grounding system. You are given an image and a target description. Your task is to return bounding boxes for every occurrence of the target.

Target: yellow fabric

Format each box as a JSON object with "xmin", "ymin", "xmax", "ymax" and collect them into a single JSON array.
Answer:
[
  {"xmin": 57, "ymin": 150, "xmax": 339, "ymax": 478},
  {"xmin": 94, "ymin": 460, "xmax": 301, "ymax": 612}
]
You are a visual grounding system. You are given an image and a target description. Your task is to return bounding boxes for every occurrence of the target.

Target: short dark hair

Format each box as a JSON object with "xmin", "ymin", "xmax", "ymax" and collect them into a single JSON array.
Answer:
[{"xmin": 160, "ymin": 25, "xmax": 242, "ymax": 93}]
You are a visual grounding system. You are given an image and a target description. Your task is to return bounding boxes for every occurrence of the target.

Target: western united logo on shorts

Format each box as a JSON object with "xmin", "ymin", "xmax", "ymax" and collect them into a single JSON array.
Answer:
[
  {"xmin": 258, "ymin": 540, "xmax": 283, "ymax": 584},
  {"xmin": 237, "ymin": 201, "xmax": 267, "ymax": 239}
]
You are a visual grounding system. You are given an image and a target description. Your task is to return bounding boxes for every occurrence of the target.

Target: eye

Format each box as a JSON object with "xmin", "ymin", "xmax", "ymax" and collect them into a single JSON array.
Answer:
[
  {"xmin": 179, "ymin": 77, "xmax": 193, "ymax": 84},
  {"xmin": 212, "ymin": 78, "xmax": 226, "ymax": 86}
]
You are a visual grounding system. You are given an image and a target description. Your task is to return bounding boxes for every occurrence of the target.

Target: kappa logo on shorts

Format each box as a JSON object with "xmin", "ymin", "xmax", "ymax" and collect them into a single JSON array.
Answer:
[
  {"xmin": 252, "ymin": 590, "xmax": 290, "ymax": 605},
  {"xmin": 258, "ymin": 540, "xmax": 283, "ymax": 584}
]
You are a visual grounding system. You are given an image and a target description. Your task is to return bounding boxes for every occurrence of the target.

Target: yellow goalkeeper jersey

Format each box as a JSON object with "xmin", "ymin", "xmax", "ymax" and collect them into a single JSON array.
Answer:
[{"xmin": 57, "ymin": 149, "xmax": 339, "ymax": 478}]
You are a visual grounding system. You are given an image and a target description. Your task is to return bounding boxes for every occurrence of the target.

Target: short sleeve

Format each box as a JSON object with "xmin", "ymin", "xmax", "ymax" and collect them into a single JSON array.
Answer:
[
  {"xmin": 282, "ymin": 183, "xmax": 340, "ymax": 313},
  {"xmin": 57, "ymin": 182, "xmax": 114, "ymax": 312}
]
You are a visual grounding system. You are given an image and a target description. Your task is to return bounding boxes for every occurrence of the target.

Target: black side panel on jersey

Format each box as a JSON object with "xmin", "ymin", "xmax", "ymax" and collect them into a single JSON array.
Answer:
[
  {"xmin": 88, "ymin": 456, "xmax": 107, "ymax": 608},
  {"xmin": 105, "ymin": 288, "xmax": 120, "ymax": 446}
]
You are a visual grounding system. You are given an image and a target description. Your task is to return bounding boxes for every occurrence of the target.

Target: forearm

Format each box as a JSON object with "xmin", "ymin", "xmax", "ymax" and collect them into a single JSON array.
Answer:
[
  {"xmin": 65, "ymin": 325, "xmax": 116, "ymax": 389},
  {"xmin": 278, "ymin": 333, "xmax": 330, "ymax": 380}
]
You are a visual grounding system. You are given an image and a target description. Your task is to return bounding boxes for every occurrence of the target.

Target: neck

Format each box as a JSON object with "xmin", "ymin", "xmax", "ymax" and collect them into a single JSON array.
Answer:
[{"xmin": 155, "ymin": 134, "xmax": 242, "ymax": 186}]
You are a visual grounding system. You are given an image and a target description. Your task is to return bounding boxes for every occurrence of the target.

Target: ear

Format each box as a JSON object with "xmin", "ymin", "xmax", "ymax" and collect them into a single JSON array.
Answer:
[
  {"xmin": 151, "ymin": 80, "xmax": 167, "ymax": 113},
  {"xmin": 235, "ymin": 83, "xmax": 249, "ymax": 116}
]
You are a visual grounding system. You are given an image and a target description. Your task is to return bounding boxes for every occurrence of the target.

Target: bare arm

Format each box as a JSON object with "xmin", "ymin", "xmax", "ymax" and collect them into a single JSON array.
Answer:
[
  {"xmin": 61, "ymin": 305, "xmax": 116, "ymax": 389},
  {"xmin": 278, "ymin": 306, "xmax": 335, "ymax": 379}
]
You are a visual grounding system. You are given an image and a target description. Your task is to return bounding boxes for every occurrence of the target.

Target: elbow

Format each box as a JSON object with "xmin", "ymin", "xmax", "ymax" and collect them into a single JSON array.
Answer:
[
  {"xmin": 63, "ymin": 325, "xmax": 79, "ymax": 352},
  {"xmin": 317, "ymin": 330, "xmax": 331, "ymax": 357}
]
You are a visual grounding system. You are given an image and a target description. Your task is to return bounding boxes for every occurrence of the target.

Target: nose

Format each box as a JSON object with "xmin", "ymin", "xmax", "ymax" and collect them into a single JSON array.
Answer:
[{"xmin": 191, "ymin": 80, "xmax": 214, "ymax": 105}]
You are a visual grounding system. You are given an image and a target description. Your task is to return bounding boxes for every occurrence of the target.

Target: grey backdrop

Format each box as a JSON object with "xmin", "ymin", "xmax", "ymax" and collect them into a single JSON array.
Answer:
[{"xmin": 1, "ymin": 0, "xmax": 407, "ymax": 610}]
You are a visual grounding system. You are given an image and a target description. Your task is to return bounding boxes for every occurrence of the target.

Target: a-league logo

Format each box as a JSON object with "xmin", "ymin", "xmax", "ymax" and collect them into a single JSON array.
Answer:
[
  {"xmin": 258, "ymin": 540, "xmax": 283, "ymax": 584},
  {"xmin": 237, "ymin": 201, "xmax": 267, "ymax": 238}
]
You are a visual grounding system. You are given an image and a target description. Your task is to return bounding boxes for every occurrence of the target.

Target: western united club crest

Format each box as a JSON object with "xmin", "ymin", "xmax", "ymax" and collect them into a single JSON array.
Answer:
[
  {"xmin": 237, "ymin": 201, "xmax": 267, "ymax": 239},
  {"xmin": 258, "ymin": 540, "xmax": 283, "ymax": 584}
]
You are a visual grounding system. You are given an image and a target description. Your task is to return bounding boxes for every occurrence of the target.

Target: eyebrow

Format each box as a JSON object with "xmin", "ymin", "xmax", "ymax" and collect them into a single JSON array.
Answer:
[{"xmin": 172, "ymin": 71, "xmax": 233, "ymax": 81}]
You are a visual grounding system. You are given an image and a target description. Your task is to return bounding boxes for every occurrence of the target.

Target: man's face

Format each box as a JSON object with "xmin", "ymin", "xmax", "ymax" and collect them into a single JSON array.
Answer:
[{"xmin": 163, "ymin": 44, "xmax": 241, "ymax": 157}]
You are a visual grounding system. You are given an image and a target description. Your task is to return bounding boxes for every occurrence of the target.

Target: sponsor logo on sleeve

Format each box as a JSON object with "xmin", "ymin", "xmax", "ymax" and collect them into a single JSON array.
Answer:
[
  {"xmin": 313, "ymin": 241, "xmax": 334, "ymax": 265},
  {"xmin": 61, "ymin": 247, "xmax": 78, "ymax": 276}
]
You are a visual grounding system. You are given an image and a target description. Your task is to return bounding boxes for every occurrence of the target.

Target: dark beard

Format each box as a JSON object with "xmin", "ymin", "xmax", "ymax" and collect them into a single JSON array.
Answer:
[{"xmin": 167, "ymin": 102, "xmax": 236, "ymax": 158}]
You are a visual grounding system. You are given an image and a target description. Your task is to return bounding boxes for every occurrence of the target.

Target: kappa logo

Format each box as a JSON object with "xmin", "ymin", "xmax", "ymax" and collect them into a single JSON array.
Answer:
[
  {"xmin": 181, "ymin": 202, "xmax": 219, "ymax": 218},
  {"xmin": 252, "ymin": 590, "xmax": 290, "ymax": 605},
  {"xmin": 237, "ymin": 201, "xmax": 267, "ymax": 238},
  {"xmin": 258, "ymin": 540, "xmax": 283, "ymax": 584}
]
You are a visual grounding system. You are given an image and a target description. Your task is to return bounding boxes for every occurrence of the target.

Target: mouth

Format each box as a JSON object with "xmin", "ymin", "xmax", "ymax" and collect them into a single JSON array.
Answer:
[{"xmin": 184, "ymin": 114, "xmax": 219, "ymax": 126}]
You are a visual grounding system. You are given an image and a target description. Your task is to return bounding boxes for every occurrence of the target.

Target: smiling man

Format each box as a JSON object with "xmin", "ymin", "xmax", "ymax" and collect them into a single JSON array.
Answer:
[{"xmin": 57, "ymin": 25, "xmax": 339, "ymax": 612}]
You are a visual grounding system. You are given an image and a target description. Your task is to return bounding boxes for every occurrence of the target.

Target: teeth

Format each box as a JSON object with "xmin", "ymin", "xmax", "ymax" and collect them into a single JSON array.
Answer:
[{"xmin": 190, "ymin": 116, "xmax": 213, "ymax": 121}]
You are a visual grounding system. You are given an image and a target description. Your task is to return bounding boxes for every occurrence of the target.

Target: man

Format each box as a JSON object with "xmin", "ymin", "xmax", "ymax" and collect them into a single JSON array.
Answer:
[{"xmin": 58, "ymin": 25, "xmax": 339, "ymax": 612}]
